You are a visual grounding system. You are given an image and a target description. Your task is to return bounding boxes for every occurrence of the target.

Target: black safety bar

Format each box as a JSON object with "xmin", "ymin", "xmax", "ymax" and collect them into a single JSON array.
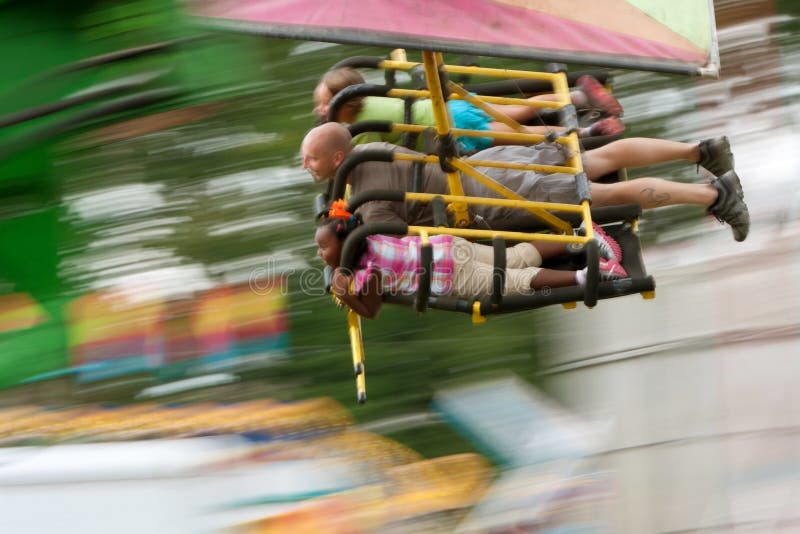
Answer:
[
  {"xmin": 491, "ymin": 237, "xmax": 506, "ymax": 309},
  {"xmin": 331, "ymin": 148, "xmax": 395, "ymax": 200},
  {"xmin": 328, "ymin": 83, "xmax": 392, "ymax": 123}
]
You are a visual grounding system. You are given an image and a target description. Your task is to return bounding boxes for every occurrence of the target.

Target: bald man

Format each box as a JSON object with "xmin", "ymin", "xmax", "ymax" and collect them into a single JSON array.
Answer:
[{"xmin": 301, "ymin": 123, "xmax": 750, "ymax": 241}]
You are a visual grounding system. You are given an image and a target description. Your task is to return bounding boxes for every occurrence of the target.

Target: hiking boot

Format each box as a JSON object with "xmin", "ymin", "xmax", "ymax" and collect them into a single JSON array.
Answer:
[
  {"xmin": 698, "ymin": 136, "xmax": 743, "ymax": 198},
  {"xmin": 576, "ymin": 75, "xmax": 623, "ymax": 117},
  {"xmin": 582, "ymin": 117, "xmax": 625, "ymax": 137},
  {"xmin": 698, "ymin": 136, "xmax": 734, "ymax": 176},
  {"xmin": 709, "ymin": 171, "xmax": 750, "ymax": 242},
  {"xmin": 599, "ymin": 258, "xmax": 628, "ymax": 280}
]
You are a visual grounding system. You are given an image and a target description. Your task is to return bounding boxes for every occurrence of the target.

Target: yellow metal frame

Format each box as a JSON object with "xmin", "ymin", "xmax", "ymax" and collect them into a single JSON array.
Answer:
[
  {"xmin": 348, "ymin": 309, "xmax": 367, "ymax": 403},
  {"xmin": 336, "ymin": 51, "xmax": 601, "ymax": 403}
]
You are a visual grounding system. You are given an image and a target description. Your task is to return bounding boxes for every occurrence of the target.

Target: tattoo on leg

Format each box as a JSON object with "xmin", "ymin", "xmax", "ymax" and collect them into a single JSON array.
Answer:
[{"xmin": 641, "ymin": 187, "xmax": 671, "ymax": 206}]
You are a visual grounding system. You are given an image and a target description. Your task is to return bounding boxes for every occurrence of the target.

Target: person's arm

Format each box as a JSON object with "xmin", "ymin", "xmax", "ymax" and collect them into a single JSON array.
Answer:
[{"xmin": 331, "ymin": 268, "xmax": 383, "ymax": 319}]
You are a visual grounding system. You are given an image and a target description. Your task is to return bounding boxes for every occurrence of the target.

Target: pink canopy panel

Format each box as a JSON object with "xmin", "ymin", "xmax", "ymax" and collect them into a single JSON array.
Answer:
[{"xmin": 193, "ymin": 0, "xmax": 719, "ymax": 76}]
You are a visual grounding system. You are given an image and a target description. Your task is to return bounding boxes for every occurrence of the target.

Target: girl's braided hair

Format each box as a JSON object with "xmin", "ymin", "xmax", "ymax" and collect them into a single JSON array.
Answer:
[
  {"xmin": 319, "ymin": 211, "xmax": 363, "ymax": 240},
  {"xmin": 317, "ymin": 199, "xmax": 367, "ymax": 264}
]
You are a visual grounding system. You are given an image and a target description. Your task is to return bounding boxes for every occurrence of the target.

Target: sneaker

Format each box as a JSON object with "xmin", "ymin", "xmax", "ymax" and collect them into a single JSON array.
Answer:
[
  {"xmin": 599, "ymin": 258, "xmax": 628, "ymax": 280},
  {"xmin": 709, "ymin": 171, "xmax": 750, "ymax": 242},
  {"xmin": 576, "ymin": 75, "xmax": 623, "ymax": 117},
  {"xmin": 584, "ymin": 117, "xmax": 625, "ymax": 137},
  {"xmin": 592, "ymin": 222, "xmax": 623, "ymax": 263},
  {"xmin": 698, "ymin": 136, "xmax": 743, "ymax": 198},
  {"xmin": 579, "ymin": 221, "xmax": 623, "ymax": 262}
]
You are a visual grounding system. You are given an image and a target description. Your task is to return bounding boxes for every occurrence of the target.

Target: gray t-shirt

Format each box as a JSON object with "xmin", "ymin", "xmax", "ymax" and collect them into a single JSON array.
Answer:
[{"xmin": 347, "ymin": 143, "xmax": 579, "ymax": 229}]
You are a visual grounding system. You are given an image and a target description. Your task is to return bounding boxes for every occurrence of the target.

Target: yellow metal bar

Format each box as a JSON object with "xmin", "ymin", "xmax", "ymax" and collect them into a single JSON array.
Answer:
[
  {"xmin": 392, "ymin": 153, "xmax": 441, "ymax": 165},
  {"xmin": 454, "ymin": 127, "xmax": 570, "ymax": 146},
  {"xmin": 446, "ymin": 64, "xmax": 561, "ymax": 81},
  {"xmin": 391, "ymin": 153, "xmax": 577, "ymax": 233},
  {"xmin": 448, "ymin": 82, "xmax": 524, "ymax": 132},
  {"xmin": 405, "ymin": 191, "xmax": 584, "ymax": 214},
  {"xmin": 391, "ymin": 151, "xmax": 577, "ymax": 175},
  {"xmin": 347, "ymin": 309, "xmax": 366, "ymax": 402},
  {"xmin": 465, "ymin": 157, "xmax": 577, "ymax": 175},
  {"xmin": 389, "ymin": 49, "xmax": 407, "ymax": 62},
  {"xmin": 388, "ymin": 122, "xmax": 562, "ymax": 145},
  {"xmin": 422, "ymin": 52, "xmax": 452, "ymax": 137},
  {"xmin": 463, "ymin": 95, "xmax": 562, "ymax": 109},
  {"xmin": 450, "ymin": 158, "xmax": 572, "ymax": 234},
  {"xmin": 385, "ymin": 88, "xmax": 563, "ymax": 110},
  {"xmin": 471, "ymin": 301, "xmax": 486, "ymax": 324},
  {"xmin": 376, "ymin": 59, "xmax": 564, "ymax": 83},
  {"xmin": 422, "ymin": 51, "xmax": 469, "ymax": 227},
  {"xmin": 581, "ymin": 200, "xmax": 593, "ymax": 241},
  {"xmin": 551, "ymin": 71, "xmax": 572, "ymax": 105},
  {"xmin": 563, "ymin": 135, "xmax": 583, "ymax": 171},
  {"xmin": 419, "ymin": 229, "xmax": 429, "ymax": 245},
  {"xmin": 408, "ymin": 225, "xmax": 590, "ymax": 245}
]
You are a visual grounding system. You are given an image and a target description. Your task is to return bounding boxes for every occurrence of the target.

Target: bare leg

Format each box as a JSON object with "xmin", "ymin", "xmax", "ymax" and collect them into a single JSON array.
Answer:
[
  {"xmin": 487, "ymin": 96, "xmax": 561, "ymax": 124},
  {"xmin": 590, "ymin": 178, "xmax": 716, "ymax": 209},
  {"xmin": 532, "ymin": 241, "xmax": 571, "ymax": 260},
  {"xmin": 530, "ymin": 269, "xmax": 577, "ymax": 289},
  {"xmin": 487, "ymin": 89, "xmax": 610, "ymax": 123},
  {"xmin": 583, "ymin": 138, "xmax": 700, "ymax": 180}
]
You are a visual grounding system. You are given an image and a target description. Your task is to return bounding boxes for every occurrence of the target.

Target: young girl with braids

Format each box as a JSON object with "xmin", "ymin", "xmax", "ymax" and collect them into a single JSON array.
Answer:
[{"xmin": 314, "ymin": 206, "xmax": 627, "ymax": 319}]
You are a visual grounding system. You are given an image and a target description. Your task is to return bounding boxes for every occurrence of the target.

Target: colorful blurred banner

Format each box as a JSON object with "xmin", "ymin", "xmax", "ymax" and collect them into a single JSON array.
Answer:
[
  {"xmin": 0, "ymin": 293, "xmax": 48, "ymax": 333},
  {"xmin": 195, "ymin": 0, "xmax": 719, "ymax": 76},
  {"xmin": 67, "ymin": 291, "xmax": 164, "ymax": 383},
  {"xmin": 65, "ymin": 278, "xmax": 288, "ymax": 384},
  {"xmin": 188, "ymin": 279, "xmax": 289, "ymax": 376}
]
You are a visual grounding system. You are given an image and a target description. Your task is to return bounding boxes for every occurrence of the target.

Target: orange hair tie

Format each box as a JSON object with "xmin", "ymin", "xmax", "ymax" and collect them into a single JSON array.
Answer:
[{"xmin": 327, "ymin": 199, "xmax": 353, "ymax": 220}]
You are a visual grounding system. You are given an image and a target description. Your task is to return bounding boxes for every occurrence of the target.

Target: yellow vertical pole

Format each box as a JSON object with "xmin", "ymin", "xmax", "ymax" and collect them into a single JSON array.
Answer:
[
  {"xmin": 390, "ymin": 49, "xmax": 407, "ymax": 62},
  {"xmin": 347, "ymin": 309, "xmax": 367, "ymax": 403},
  {"xmin": 422, "ymin": 51, "xmax": 469, "ymax": 227},
  {"xmin": 555, "ymin": 70, "xmax": 594, "ymax": 238}
]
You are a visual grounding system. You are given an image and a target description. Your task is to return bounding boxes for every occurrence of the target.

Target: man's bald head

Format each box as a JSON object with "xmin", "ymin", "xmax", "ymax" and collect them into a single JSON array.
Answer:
[
  {"xmin": 304, "ymin": 122, "xmax": 352, "ymax": 154},
  {"xmin": 300, "ymin": 123, "xmax": 353, "ymax": 182}
]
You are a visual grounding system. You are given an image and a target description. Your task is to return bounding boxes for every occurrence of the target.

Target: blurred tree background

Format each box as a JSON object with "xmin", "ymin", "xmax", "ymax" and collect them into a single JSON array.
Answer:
[{"xmin": 0, "ymin": 0, "xmax": 562, "ymax": 458}]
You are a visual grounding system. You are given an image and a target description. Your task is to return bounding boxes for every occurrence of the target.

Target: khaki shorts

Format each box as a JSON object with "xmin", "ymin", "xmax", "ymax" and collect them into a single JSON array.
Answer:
[{"xmin": 450, "ymin": 237, "xmax": 543, "ymax": 299}]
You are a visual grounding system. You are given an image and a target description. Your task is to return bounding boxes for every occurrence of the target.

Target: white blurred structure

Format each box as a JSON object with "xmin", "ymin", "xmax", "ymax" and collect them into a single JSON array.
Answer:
[
  {"xmin": 540, "ymin": 230, "xmax": 800, "ymax": 532},
  {"xmin": 538, "ymin": 5, "xmax": 800, "ymax": 530},
  {"xmin": 0, "ymin": 436, "xmax": 358, "ymax": 534}
]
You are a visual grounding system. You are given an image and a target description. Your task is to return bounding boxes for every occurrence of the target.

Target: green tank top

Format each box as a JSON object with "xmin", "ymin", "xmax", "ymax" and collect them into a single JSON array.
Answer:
[{"xmin": 352, "ymin": 96, "xmax": 436, "ymax": 150}]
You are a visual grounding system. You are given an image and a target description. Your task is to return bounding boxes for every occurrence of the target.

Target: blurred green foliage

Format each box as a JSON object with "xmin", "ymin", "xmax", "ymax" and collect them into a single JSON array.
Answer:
[{"xmin": 0, "ymin": 2, "xmax": 556, "ymax": 459}]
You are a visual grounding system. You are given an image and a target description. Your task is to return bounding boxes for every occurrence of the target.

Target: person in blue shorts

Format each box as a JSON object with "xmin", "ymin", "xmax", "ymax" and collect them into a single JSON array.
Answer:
[{"xmin": 313, "ymin": 67, "xmax": 624, "ymax": 153}]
